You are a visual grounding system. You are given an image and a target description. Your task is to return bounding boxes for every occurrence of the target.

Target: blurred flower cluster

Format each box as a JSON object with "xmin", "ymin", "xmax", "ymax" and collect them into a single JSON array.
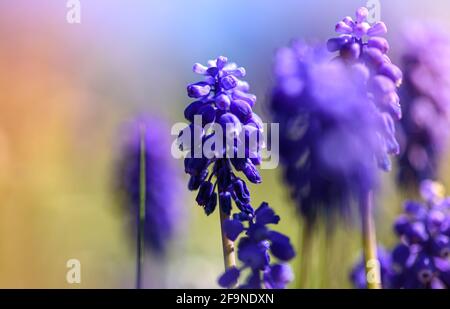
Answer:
[
  {"xmin": 118, "ymin": 118, "xmax": 180, "ymax": 254},
  {"xmin": 351, "ymin": 180, "xmax": 450, "ymax": 289},
  {"xmin": 271, "ymin": 7, "xmax": 402, "ymax": 225},
  {"xmin": 271, "ymin": 43, "xmax": 381, "ymax": 222},
  {"xmin": 397, "ymin": 23, "xmax": 450, "ymax": 187}
]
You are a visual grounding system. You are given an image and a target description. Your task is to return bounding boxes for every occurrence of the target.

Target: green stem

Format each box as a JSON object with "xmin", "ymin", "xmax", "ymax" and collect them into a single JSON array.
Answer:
[
  {"xmin": 219, "ymin": 207, "xmax": 236, "ymax": 270},
  {"xmin": 360, "ymin": 190, "xmax": 381, "ymax": 289},
  {"xmin": 136, "ymin": 124, "xmax": 146, "ymax": 289}
]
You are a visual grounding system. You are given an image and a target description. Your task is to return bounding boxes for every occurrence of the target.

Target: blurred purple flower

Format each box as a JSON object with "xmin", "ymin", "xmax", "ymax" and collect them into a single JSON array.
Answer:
[
  {"xmin": 397, "ymin": 23, "xmax": 450, "ymax": 187},
  {"xmin": 118, "ymin": 118, "xmax": 180, "ymax": 254},
  {"xmin": 270, "ymin": 7, "xmax": 402, "ymax": 224},
  {"xmin": 327, "ymin": 7, "xmax": 403, "ymax": 170},
  {"xmin": 390, "ymin": 180, "xmax": 450, "ymax": 289},
  {"xmin": 350, "ymin": 247, "xmax": 393, "ymax": 289},
  {"xmin": 218, "ymin": 202, "xmax": 295, "ymax": 289},
  {"xmin": 271, "ymin": 41, "xmax": 384, "ymax": 223}
]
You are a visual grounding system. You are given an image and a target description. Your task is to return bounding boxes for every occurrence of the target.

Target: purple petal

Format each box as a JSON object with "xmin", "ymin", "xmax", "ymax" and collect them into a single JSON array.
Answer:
[
  {"xmin": 255, "ymin": 202, "xmax": 280, "ymax": 225},
  {"xmin": 220, "ymin": 75, "xmax": 238, "ymax": 90},
  {"xmin": 353, "ymin": 22, "xmax": 370, "ymax": 38},
  {"xmin": 223, "ymin": 219, "xmax": 244, "ymax": 241},
  {"xmin": 368, "ymin": 37, "xmax": 390, "ymax": 54},
  {"xmin": 327, "ymin": 35, "xmax": 352, "ymax": 52},
  {"xmin": 378, "ymin": 63, "xmax": 402, "ymax": 86},
  {"xmin": 216, "ymin": 56, "xmax": 228, "ymax": 70},
  {"xmin": 187, "ymin": 82, "xmax": 211, "ymax": 98},
  {"xmin": 215, "ymin": 93, "xmax": 231, "ymax": 110},
  {"xmin": 263, "ymin": 264, "xmax": 294, "ymax": 289},
  {"xmin": 232, "ymin": 90, "xmax": 256, "ymax": 107},
  {"xmin": 355, "ymin": 7, "xmax": 368, "ymax": 23},
  {"xmin": 218, "ymin": 267, "xmax": 240, "ymax": 288},
  {"xmin": 268, "ymin": 231, "xmax": 295, "ymax": 261},
  {"xmin": 193, "ymin": 63, "xmax": 208, "ymax": 74},
  {"xmin": 335, "ymin": 21, "xmax": 353, "ymax": 34},
  {"xmin": 230, "ymin": 99, "xmax": 253, "ymax": 122},
  {"xmin": 242, "ymin": 163, "xmax": 262, "ymax": 184},
  {"xmin": 367, "ymin": 22, "xmax": 387, "ymax": 36}
]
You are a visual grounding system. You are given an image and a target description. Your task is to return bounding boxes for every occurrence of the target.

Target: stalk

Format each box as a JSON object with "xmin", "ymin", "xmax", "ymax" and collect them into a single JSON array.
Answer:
[
  {"xmin": 136, "ymin": 124, "xmax": 146, "ymax": 289},
  {"xmin": 219, "ymin": 207, "xmax": 236, "ymax": 270},
  {"xmin": 360, "ymin": 190, "xmax": 381, "ymax": 289}
]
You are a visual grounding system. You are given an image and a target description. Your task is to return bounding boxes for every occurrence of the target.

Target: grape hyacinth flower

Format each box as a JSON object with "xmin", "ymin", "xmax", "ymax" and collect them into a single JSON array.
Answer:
[
  {"xmin": 271, "ymin": 41, "xmax": 385, "ymax": 288},
  {"xmin": 390, "ymin": 180, "xmax": 450, "ymax": 289},
  {"xmin": 327, "ymin": 7, "xmax": 403, "ymax": 170},
  {"xmin": 218, "ymin": 202, "xmax": 295, "ymax": 289},
  {"xmin": 271, "ymin": 7, "xmax": 402, "ymax": 289},
  {"xmin": 180, "ymin": 57, "xmax": 296, "ymax": 288},
  {"xmin": 350, "ymin": 247, "xmax": 393, "ymax": 289},
  {"xmin": 118, "ymin": 118, "xmax": 180, "ymax": 288},
  {"xmin": 327, "ymin": 7, "xmax": 402, "ymax": 289},
  {"xmin": 397, "ymin": 23, "xmax": 450, "ymax": 188},
  {"xmin": 272, "ymin": 42, "xmax": 382, "ymax": 224}
]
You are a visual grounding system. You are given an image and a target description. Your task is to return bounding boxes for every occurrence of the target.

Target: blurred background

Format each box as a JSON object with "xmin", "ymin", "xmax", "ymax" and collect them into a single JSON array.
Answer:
[{"xmin": 0, "ymin": 0, "xmax": 450, "ymax": 288}]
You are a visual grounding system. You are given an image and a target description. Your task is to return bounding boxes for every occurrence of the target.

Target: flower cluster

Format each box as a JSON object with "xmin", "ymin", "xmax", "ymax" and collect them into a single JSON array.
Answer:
[
  {"xmin": 350, "ymin": 247, "xmax": 393, "ymax": 289},
  {"xmin": 397, "ymin": 23, "xmax": 450, "ymax": 186},
  {"xmin": 181, "ymin": 56, "xmax": 264, "ymax": 216},
  {"xmin": 327, "ymin": 7, "xmax": 403, "ymax": 171},
  {"xmin": 390, "ymin": 180, "xmax": 450, "ymax": 288},
  {"xmin": 271, "ymin": 8, "xmax": 403, "ymax": 224},
  {"xmin": 218, "ymin": 202, "xmax": 295, "ymax": 288},
  {"xmin": 118, "ymin": 119, "xmax": 180, "ymax": 254},
  {"xmin": 271, "ymin": 41, "xmax": 383, "ymax": 222}
]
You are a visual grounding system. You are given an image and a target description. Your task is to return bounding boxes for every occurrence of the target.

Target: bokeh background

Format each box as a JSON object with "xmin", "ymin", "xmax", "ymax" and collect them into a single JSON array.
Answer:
[{"xmin": 1, "ymin": 0, "xmax": 450, "ymax": 288}]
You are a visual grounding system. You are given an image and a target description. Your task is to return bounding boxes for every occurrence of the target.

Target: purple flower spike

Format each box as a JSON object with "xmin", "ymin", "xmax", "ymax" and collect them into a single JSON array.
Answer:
[
  {"xmin": 271, "ymin": 41, "xmax": 387, "ymax": 223},
  {"xmin": 182, "ymin": 57, "xmax": 264, "ymax": 215},
  {"xmin": 397, "ymin": 23, "xmax": 450, "ymax": 188},
  {"xmin": 218, "ymin": 202, "xmax": 296, "ymax": 289},
  {"xmin": 183, "ymin": 57, "xmax": 295, "ymax": 289},
  {"xmin": 327, "ymin": 8, "xmax": 403, "ymax": 151},
  {"xmin": 118, "ymin": 118, "xmax": 181, "ymax": 254},
  {"xmin": 389, "ymin": 180, "xmax": 450, "ymax": 288},
  {"xmin": 271, "ymin": 8, "xmax": 402, "ymax": 225}
]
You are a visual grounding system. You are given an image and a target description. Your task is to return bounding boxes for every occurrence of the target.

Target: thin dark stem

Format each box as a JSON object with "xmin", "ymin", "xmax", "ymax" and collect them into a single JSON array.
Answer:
[
  {"xmin": 360, "ymin": 190, "xmax": 381, "ymax": 289},
  {"xmin": 136, "ymin": 124, "xmax": 146, "ymax": 289}
]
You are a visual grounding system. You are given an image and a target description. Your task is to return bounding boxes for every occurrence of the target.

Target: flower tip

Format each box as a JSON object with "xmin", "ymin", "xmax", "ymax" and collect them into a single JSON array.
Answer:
[
  {"xmin": 342, "ymin": 16, "xmax": 353, "ymax": 26},
  {"xmin": 193, "ymin": 63, "xmax": 207, "ymax": 74},
  {"xmin": 355, "ymin": 7, "xmax": 369, "ymax": 23},
  {"xmin": 217, "ymin": 56, "xmax": 228, "ymax": 69}
]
